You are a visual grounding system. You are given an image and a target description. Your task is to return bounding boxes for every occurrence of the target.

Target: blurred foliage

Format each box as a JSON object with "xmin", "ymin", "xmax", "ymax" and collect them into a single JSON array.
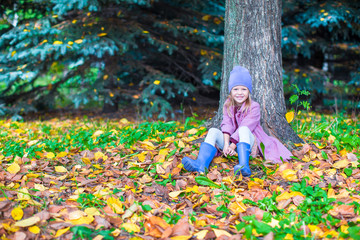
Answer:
[
  {"xmin": 0, "ymin": 0, "xmax": 359, "ymax": 118},
  {"xmin": 0, "ymin": 0, "xmax": 224, "ymax": 119},
  {"xmin": 282, "ymin": 0, "xmax": 360, "ymax": 112}
]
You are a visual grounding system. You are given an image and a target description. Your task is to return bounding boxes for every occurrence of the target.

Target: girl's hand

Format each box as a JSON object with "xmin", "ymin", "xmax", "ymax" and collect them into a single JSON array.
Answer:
[
  {"xmin": 223, "ymin": 143, "xmax": 229, "ymax": 157},
  {"xmin": 224, "ymin": 143, "xmax": 236, "ymax": 157}
]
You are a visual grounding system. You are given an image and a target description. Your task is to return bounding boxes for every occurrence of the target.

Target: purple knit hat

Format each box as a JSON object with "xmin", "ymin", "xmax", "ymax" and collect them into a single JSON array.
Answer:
[{"xmin": 228, "ymin": 66, "xmax": 252, "ymax": 94}]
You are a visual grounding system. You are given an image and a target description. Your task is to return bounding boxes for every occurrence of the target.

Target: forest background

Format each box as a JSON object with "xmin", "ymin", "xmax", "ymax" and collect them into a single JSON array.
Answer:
[
  {"xmin": 0, "ymin": 0, "xmax": 360, "ymax": 240},
  {"xmin": 0, "ymin": 0, "xmax": 359, "ymax": 119}
]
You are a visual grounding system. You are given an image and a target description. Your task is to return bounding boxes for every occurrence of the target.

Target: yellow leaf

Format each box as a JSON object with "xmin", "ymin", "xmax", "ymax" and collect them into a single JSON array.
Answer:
[
  {"xmin": 200, "ymin": 49, "xmax": 207, "ymax": 55},
  {"xmin": 340, "ymin": 225, "xmax": 349, "ymax": 234},
  {"xmin": 171, "ymin": 236, "xmax": 191, "ymax": 240},
  {"xmin": 56, "ymin": 152, "xmax": 68, "ymax": 158},
  {"xmin": 159, "ymin": 148, "xmax": 170, "ymax": 155},
  {"xmin": 94, "ymin": 152, "xmax": 105, "ymax": 161},
  {"xmin": 202, "ymin": 15, "xmax": 211, "ymax": 21},
  {"xmin": 120, "ymin": 118, "xmax": 129, "ymax": 124},
  {"xmin": 11, "ymin": 207, "xmax": 23, "ymax": 220},
  {"xmin": 328, "ymin": 135, "xmax": 336, "ymax": 143},
  {"xmin": 68, "ymin": 215, "xmax": 94, "ymax": 225},
  {"xmin": 75, "ymin": 39, "xmax": 83, "ymax": 44},
  {"xmin": 34, "ymin": 184, "xmax": 47, "ymax": 192},
  {"xmin": 314, "ymin": 142, "xmax": 326, "ymax": 149},
  {"xmin": 68, "ymin": 210, "xmax": 86, "ymax": 220},
  {"xmin": 85, "ymin": 207, "xmax": 101, "ymax": 216},
  {"xmin": 17, "ymin": 188, "xmax": 31, "ymax": 201},
  {"xmin": 14, "ymin": 216, "xmax": 40, "ymax": 227},
  {"xmin": 276, "ymin": 191, "xmax": 305, "ymax": 202},
  {"xmin": 121, "ymin": 223, "xmax": 140, "ymax": 233},
  {"xmin": 308, "ymin": 225, "xmax": 323, "ymax": 236},
  {"xmin": 178, "ymin": 140, "xmax": 185, "ymax": 148},
  {"xmin": 339, "ymin": 149, "xmax": 348, "ymax": 157},
  {"xmin": 55, "ymin": 166, "xmax": 68, "ymax": 173},
  {"xmin": 187, "ymin": 128, "xmax": 198, "ymax": 135},
  {"xmin": 11, "ymin": 50, "xmax": 16, "ymax": 57},
  {"xmin": 325, "ymin": 168, "xmax": 336, "ymax": 176},
  {"xmin": 2, "ymin": 223, "xmax": 19, "ymax": 232},
  {"xmin": 54, "ymin": 227, "xmax": 70, "ymax": 237},
  {"xmin": 229, "ymin": 201, "xmax": 247, "ymax": 214},
  {"xmin": 82, "ymin": 157, "xmax": 91, "ymax": 165},
  {"xmin": 107, "ymin": 197, "xmax": 124, "ymax": 214},
  {"xmin": 169, "ymin": 191, "xmax": 184, "ymax": 198},
  {"xmin": 285, "ymin": 112, "xmax": 295, "ymax": 123},
  {"xmin": 153, "ymin": 80, "xmax": 160, "ymax": 85},
  {"xmin": 135, "ymin": 152, "xmax": 147, "ymax": 162},
  {"xmin": 302, "ymin": 155, "xmax": 311, "ymax": 162},
  {"xmin": 194, "ymin": 230, "xmax": 208, "ymax": 239},
  {"xmin": 269, "ymin": 218, "xmax": 280, "ymax": 228},
  {"xmin": 46, "ymin": 152, "xmax": 55, "ymax": 159},
  {"xmin": 281, "ymin": 169, "xmax": 298, "ymax": 181},
  {"xmin": 27, "ymin": 140, "xmax": 39, "ymax": 147},
  {"xmin": 284, "ymin": 234, "xmax": 294, "ymax": 240},
  {"xmin": 140, "ymin": 141, "xmax": 156, "ymax": 150},
  {"xmin": 29, "ymin": 225, "xmax": 40, "ymax": 234},
  {"xmin": 332, "ymin": 159, "xmax": 349, "ymax": 169},
  {"xmin": 53, "ymin": 41, "xmax": 63, "ymax": 45},
  {"xmin": 7, "ymin": 162, "xmax": 20, "ymax": 174},
  {"xmin": 92, "ymin": 130, "xmax": 104, "ymax": 138},
  {"xmin": 97, "ymin": 33, "xmax": 107, "ymax": 37},
  {"xmin": 164, "ymin": 136, "xmax": 175, "ymax": 142},
  {"xmin": 213, "ymin": 229, "xmax": 232, "ymax": 238}
]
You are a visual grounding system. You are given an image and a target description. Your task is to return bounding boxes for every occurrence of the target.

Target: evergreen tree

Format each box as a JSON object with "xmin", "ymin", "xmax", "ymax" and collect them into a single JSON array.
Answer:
[
  {"xmin": 0, "ymin": 0, "xmax": 224, "ymax": 118},
  {"xmin": 0, "ymin": 0, "xmax": 358, "ymax": 119}
]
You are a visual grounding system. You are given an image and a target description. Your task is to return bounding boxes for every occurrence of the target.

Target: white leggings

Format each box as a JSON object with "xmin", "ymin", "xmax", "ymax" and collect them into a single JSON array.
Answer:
[{"xmin": 204, "ymin": 127, "xmax": 255, "ymax": 150}]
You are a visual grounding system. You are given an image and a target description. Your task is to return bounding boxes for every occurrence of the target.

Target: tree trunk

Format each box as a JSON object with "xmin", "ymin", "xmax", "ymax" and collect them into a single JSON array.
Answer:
[{"xmin": 211, "ymin": 0, "xmax": 303, "ymax": 148}]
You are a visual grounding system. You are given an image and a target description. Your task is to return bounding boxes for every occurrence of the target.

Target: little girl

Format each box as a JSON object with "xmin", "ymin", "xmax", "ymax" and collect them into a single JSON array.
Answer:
[{"xmin": 182, "ymin": 66, "xmax": 293, "ymax": 176}]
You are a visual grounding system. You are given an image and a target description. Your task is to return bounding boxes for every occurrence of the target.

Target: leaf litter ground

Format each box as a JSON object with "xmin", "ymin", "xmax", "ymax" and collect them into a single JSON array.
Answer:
[{"xmin": 0, "ymin": 112, "xmax": 359, "ymax": 240}]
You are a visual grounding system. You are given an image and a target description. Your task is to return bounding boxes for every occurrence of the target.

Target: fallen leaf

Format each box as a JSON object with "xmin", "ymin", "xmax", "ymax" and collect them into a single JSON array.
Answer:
[
  {"xmin": 54, "ymin": 227, "xmax": 70, "ymax": 237},
  {"xmin": 55, "ymin": 166, "xmax": 68, "ymax": 173},
  {"xmin": 332, "ymin": 159, "xmax": 350, "ymax": 169},
  {"xmin": 85, "ymin": 207, "xmax": 101, "ymax": 216},
  {"xmin": 171, "ymin": 217, "xmax": 190, "ymax": 237},
  {"xmin": 213, "ymin": 229, "xmax": 232, "ymax": 238},
  {"xmin": 13, "ymin": 232, "xmax": 27, "ymax": 240},
  {"xmin": 286, "ymin": 111, "xmax": 295, "ymax": 123},
  {"xmin": 68, "ymin": 215, "xmax": 94, "ymax": 225},
  {"xmin": 7, "ymin": 162, "xmax": 20, "ymax": 174},
  {"xmin": 107, "ymin": 197, "xmax": 124, "ymax": 214},
  {"xmin": 121, "ymin": 223, "xmax": 140, "ymax": 233},
  {"xmin": 14, "ymin": 216, "xmax": 41, "ymax": 227},
  {"xmin": 11, "ymin": 207, "xmax": 24, "ymax": 220},
  {"xmin": 169, "ymin": 191, "xmax": 184, "ymax": 198},
  {"xmin": 276, "ymin": 191, "xmax": 304, "ymax": 202},
  {"xmin": 194, "ymin": 230, "xmax": 208, "ymax": 239},
  {"xmin": 281, "ymin": 169, "xmax": 298, "ymax": 181},
  {"xmin": 229, "ymin": 201, "xmax": 247, "ymax": 214},
  {"xmin": 28, "ymin": 225, "xmax": 40, "ymax": 234}
]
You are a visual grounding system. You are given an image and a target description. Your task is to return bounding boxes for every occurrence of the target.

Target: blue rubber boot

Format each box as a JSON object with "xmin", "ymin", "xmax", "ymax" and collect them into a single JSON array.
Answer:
[
  {"xmin": 182, "ymin": 142, "xmax": 217, "ymax": 173},
  {"xmin": 234, "ymin": 142, "xmax": 251, "ymax": 177}
]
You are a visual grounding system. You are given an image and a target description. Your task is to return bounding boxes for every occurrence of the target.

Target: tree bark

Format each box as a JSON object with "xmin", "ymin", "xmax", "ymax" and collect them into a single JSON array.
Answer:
[{"xmin": 210, "ymin": 0, "xmax": 303, "ymax": 148}]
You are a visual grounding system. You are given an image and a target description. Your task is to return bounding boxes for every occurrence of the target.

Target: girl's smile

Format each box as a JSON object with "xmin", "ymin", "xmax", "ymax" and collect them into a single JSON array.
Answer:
[{"xmin": 231, "ymin": 85, "xmax": 249, "ymax": 105}]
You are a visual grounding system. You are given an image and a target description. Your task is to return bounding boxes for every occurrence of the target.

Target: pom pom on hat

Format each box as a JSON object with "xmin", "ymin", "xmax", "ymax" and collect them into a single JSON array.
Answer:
[{"xmin": 228, "ymin": 66, "xmax": 252, "ymax": 94}]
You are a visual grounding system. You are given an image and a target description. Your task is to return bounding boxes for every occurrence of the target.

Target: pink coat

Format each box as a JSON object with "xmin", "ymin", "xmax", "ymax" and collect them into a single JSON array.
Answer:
[{"xmin": 220, "ymin": 100, "xmax": 293, "ymax": 163}]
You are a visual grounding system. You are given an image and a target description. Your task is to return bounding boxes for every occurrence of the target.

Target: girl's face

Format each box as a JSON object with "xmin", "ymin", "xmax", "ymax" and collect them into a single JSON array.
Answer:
[{"xmin": 231, "ymin": 85, "xmax": 249, "ymax": 105}]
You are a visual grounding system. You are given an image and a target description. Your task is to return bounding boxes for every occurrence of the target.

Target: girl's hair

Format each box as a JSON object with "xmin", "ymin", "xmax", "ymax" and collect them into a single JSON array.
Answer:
[{"xmin": 225, "ymin": 93, "xmax": 252, "ymax": 118}]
